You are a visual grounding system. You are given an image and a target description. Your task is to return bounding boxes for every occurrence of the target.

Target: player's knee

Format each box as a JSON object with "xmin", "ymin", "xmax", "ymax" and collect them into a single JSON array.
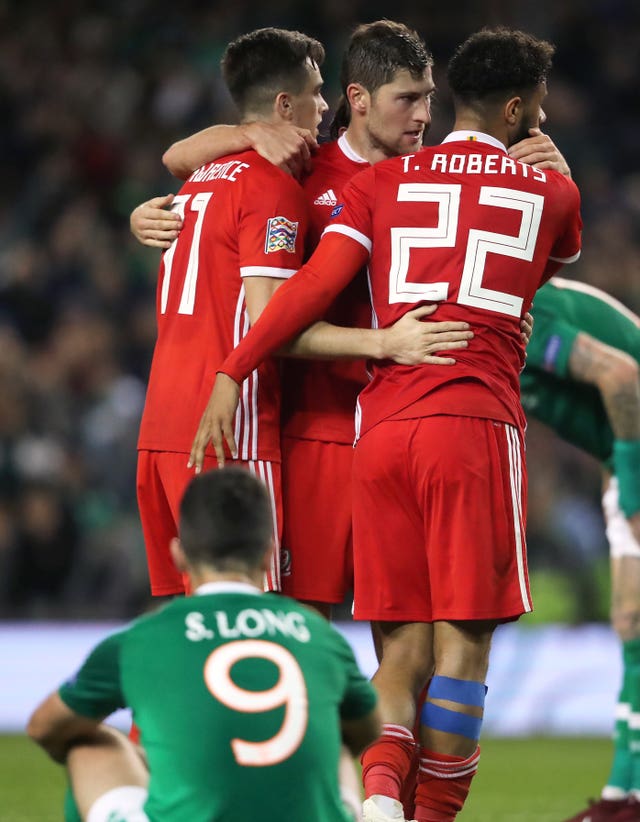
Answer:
[{"xmin": 612, "ymin": 604, "xmax": 640, "ymax": 642}]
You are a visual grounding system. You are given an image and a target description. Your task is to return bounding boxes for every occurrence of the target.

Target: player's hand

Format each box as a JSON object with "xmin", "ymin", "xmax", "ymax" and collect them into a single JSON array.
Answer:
[
  {"xmin": 188, "ymin": 373, "xmax": 241, "ymax": 471},
  {"xmin": 130, "ymin": 194, "xmax": 183, "ymax": 248},
  {"xmin": 629, "ymin": 512, "xmax": 640, "ymax": 546},
  {"xmin": 241, "ymin": 122, "xmax": 317, "ymax": 179},
  {"xmin": 382, "ymin": 304, "xmax": 473, "ymax": 365},
  {"xmin": 508, "ymin": 128, "xmax": 571, "ymax": 178},
  {"xmin": 521, "ymin": 312, "xmax": 534, "ymax": 347}
]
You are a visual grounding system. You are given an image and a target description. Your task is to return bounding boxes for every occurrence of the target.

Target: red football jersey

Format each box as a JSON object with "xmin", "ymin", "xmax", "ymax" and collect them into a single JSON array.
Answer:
[
  {"xmin": 326, "ymin": 132, "xmax": 582, "ymax": 436},
  {"xmin": 280, "ymin": 134, "xmax": 373, "ymax": 443},
  {"xmin": 138, "ymin": 151, "xmax": 309, "ymax": 461},
  {"xmin": 221, "ymin": 132, "xmax": 581, "ymax": 439}
]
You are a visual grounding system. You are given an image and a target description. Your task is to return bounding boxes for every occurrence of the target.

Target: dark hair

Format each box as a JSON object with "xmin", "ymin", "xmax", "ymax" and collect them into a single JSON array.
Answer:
[
  {"xmin": 178, "ymin": 468, "xmax": 273, "ymax": 572},
  {"xmin": 222, "ymin": 27, "xmax": 325, "ymax": 118},
  {"xmin": 330, "ymin": 20, "xmax": 432, "ymax": 138},
  {"xmin": 447, "ymin": 27, "xmax": 555, "ymax": 103}
]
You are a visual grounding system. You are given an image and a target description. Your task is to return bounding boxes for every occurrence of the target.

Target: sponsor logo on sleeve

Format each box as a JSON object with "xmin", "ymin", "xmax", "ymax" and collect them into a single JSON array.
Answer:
[
  {"xmin": 330, "ymin": 204, "xmax": 344, "ymax": 219},
  {"xmin": 265, "ymin": 216, "xmax": 299, "ymax": 254}
]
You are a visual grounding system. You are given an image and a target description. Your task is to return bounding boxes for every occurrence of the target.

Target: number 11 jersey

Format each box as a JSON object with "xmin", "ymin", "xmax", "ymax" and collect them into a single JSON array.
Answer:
[{"xmin": 137, "ymin": 152, "xmax": 309, "ymax": 462}]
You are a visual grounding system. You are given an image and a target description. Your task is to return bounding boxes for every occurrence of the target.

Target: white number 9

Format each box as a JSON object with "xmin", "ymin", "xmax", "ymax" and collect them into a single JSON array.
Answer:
[{"xmin": 203, "ymin": 639, "xmax": 308, "ymax": 766}]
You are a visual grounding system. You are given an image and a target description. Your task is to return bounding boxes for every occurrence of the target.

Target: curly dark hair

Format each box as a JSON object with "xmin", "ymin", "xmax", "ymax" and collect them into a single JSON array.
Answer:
[
  {"xmin": 330, "ymin": 19, "xmax": 432, "ymax": 138},
  {"xmin": 222, "ymin": 27, "xmax": 325, "ymax": 117},
  {"xmin": 447, "ymin": 27, "xmax": 555, "ymax": 103}
]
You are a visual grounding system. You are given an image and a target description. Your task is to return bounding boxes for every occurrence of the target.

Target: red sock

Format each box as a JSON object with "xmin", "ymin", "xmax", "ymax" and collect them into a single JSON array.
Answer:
[
  {"xmin": 414, "ymin": 746, "xmax": 480, "ymax": 822},
  {"xmin": 361, "ymin": 724, "xmax": 417, "ymax": 801},
  {"xmin": 399, "ymin": 682, "xmax": 430, "ymax": 819}
]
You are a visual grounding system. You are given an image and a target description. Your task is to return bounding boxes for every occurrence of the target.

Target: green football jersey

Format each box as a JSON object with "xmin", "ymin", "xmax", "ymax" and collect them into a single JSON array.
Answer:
[
  {"xmin": 59, "ymin": 583, "xmax": 377, "ymax": 822},
  {"xmin": 521, "ymin": 276, "xmax": 640, "ymax": 465}
]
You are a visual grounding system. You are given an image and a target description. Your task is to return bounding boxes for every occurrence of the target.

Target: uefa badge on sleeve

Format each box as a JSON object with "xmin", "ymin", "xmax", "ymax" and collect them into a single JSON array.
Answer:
[{"xmin": 265, "ymin": 216, "xmax": 299, "ymax": 254}]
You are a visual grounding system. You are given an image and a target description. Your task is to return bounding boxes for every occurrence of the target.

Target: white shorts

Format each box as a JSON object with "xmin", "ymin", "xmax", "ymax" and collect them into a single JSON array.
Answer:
[
  {"xmin": 603, "ymin": 477, "xmax": 640, "ymax": 559},
  {"xmin": 87, "ymin": 787, "xmax": 149, "ymax": 822}
]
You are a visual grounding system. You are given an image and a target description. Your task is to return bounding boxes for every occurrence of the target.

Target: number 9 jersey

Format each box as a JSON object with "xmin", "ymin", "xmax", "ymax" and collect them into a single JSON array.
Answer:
[{"xmin": 58, "ymin": 585, "xmax": 376, "ymax": 822}]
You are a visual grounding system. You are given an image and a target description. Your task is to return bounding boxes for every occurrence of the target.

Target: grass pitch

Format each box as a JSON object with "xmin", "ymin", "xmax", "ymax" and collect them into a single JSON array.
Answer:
[{"xmin": 1, "ymin": 734, "xmax": 612, "ymax": 821}]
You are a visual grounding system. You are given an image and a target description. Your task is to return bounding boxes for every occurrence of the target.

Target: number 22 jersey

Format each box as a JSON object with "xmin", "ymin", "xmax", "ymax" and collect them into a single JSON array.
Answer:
[
  {"xmin": 137, "ymin": 151, "xmax": 309, "ymax": 462},
  {"xmin": 325, "ymin": 132, "xmax": 583, "ymax": 437}
]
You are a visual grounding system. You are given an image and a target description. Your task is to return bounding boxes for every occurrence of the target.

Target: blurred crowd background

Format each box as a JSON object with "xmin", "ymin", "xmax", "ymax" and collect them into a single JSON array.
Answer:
[{"xmin": 0, "ymin": 0, "xmax": 638, "ymax": 620}]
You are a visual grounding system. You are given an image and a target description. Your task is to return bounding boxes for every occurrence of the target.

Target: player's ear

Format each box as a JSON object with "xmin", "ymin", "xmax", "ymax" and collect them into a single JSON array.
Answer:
[
  {"xmin": 170, "ymin": 537, "xmax": 188, "ymax": 573},
  {"xmin": 275, "ymin": 91, "xmax": 294, "ymax": 122},
  {"xmin": 504, "ymin": 95, "xmax": 522, "ymax": 126},
  {"xmin": 346, "ymin": 83, "xmax": 369, "ymax": 115}
]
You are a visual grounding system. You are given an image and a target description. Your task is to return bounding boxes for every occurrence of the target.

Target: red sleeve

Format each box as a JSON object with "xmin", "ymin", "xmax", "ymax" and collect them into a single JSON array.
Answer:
[
  {"xmin": 548, "ymin": 175, "xmax": 582, "ymax": 266},
  {"xmin": 221, "ymin": 233, "xmax": 369, "ymax": 382},
  {"xmin": 238, "ymin": 168, "xmax": 309, "ymax": 278}
]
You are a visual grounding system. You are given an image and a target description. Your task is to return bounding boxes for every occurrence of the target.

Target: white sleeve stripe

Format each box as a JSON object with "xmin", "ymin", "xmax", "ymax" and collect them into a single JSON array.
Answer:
[
  {"xmin": 240, "ymin": 266, "xmax": 298, "ymax": 279},
  {"xmin": 322, "ymin": 224, "xmax": 372, "ymax": 253},
  {"xmin": 549, "ymin": 249, "xmax": 581, "ymax": 264}
]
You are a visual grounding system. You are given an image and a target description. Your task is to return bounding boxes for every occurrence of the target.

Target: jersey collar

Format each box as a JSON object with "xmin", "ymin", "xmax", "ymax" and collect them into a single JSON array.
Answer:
[
  {"xmin": 195, "ymin": 581, "xmax": 261, "ymax": 596},
  {"xmin": 442, "ymin": 130, "xmax": 507, "ymax": 153},
  {"xmin": 338, "ymin": 132, "xmax": 369, "ymax": 164}
]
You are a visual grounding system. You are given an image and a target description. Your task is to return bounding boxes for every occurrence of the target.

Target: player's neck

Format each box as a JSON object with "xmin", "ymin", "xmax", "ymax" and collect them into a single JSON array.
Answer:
[
  {"xmin": 188, "ymin": 568, "xmax": 264, "ymax": 589},
  {"xmin": 452, "ymin": 116, "xmax": 508, "ymax": 149},
  {"xmin": 343, "ymin": 125, "xmax": 389, "ymax": 166}
]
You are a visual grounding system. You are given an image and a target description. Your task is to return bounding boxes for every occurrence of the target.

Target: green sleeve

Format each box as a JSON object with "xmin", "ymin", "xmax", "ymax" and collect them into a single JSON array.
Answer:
[
  {"xmin": 58, "ymin": 631, "xmax": 126, "ymax": 719},
  {"xmin": 331, "ymin": 630, "xmax": 377, "ymax": 721},
  {"xmin": 527, "ymin": 306, "xmax": 579, "ymax": 378}
]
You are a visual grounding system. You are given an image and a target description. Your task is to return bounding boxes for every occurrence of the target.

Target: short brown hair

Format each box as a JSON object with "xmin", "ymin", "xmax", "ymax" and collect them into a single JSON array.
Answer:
[{"xmin": 222, "ymin": 27, "xmax": 325, "ymax": 117}]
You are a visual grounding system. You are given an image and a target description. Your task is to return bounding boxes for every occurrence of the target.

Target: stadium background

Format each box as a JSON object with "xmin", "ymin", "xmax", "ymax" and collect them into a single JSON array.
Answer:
[{"xmin": 1, "ymin": 0, "xmax": 639, "ymax": 760}]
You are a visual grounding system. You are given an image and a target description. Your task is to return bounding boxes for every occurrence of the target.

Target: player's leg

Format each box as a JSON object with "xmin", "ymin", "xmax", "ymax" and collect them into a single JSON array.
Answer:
[
  {"xmin": 415, "ymin": 619, "xmax": 496, "ymax": 822},
  {"xmin": 564, "ymin": 475, "xmax": 640, "ymax": 821},
  {"xmin": 136, "ymin": 450, "xmax": 187, "ymax": 597},
  {"xmin": 410, "ymin": 416, "xmax": 530, "ymax": 822},
  {"xmin": 361, "ymin": 621, "xmax": 434, "ymax": 821},
  {"xmin": 352, "ymin": 420, "xmax": 435, "ymax": 822},
  {"xmin": 66, "ymin": 725, "xmax": 149, "ymax": 822},
  {"xmin": 280, "ymin": 436, "xmax": 354, "ymax": 615}
]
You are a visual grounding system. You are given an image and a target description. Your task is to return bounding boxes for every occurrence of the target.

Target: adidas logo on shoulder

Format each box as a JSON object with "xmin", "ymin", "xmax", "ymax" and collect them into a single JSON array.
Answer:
[{"xmin": 314, "ymin": 189, "xmax": 338, "ymax": 206}]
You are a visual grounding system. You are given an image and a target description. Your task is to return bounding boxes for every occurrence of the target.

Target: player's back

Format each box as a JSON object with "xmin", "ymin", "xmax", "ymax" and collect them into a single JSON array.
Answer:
[
  {"xmin": 522, "ymin": 277, "xmax": 640, "ymax": 462},
  {"xmin": 331, "ymin": 133, "xmax": 582, "ymax": 436},
  {"xmin": 120, "ymin": 590, "xmax": 372, "ymax": 822},
  {"xmin": 138, "ymin": 152, "xmax": 308, "ymax": 461}
]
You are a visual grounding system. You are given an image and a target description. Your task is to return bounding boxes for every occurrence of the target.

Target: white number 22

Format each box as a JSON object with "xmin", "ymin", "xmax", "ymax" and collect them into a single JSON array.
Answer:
[
  {"xmin": 203, "ymin": 639, "xmax": 308, "ymax": 767},
  {"xmin": 389, "ymin": 183, "xmax": 543, "ymax": 317}
]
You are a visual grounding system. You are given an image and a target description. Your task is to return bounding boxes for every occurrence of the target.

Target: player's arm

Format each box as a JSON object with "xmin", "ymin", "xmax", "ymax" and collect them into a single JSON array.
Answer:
[
  {"xmin": 189, "ymin": 232, "xmax": 368, "ymax": 470},
  {"xmin": 130, "ymin": 194, "xmax": 183, "ymax": 249},
  {"xmin": 27, "ymin": 690, "xmax": 105, "ymax": 763},
  {"xmin": 507, "ymin": 128, "xmax": 571, "ymax": 177},
  {"xmin": 568, "ymin": 332, "xmax": 640, "ymax": 529},
  {"xmin": 163, "ymin": 121, "xmax": 317, "ymax": 180},
  {"xmin": 130, "ymin": 122, "xmax": 318, "ymax": 248},
  {"xmin": 287, "ymin": 305, "xmax": 473, "ymax": 365}
]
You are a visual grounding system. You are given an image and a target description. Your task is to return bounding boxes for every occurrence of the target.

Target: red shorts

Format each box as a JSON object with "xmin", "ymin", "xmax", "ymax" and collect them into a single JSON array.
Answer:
[
  {"xmin": 351, "ymin": 416, "xmax": 531, "ymax": 622},
  {"xmin": 280, "ymin": 436, "xmax": 354, "ymax": 603},
  {"xmin": 136, "ymin": 451, "xmax": 283, "ymax": 596}
]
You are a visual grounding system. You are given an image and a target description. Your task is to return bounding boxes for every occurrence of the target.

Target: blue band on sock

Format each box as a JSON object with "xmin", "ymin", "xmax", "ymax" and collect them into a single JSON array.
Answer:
[
  {"xmin": 428, "ymin": 676, "xmax": 487, "ymax": 708},
  {"xmin": 421, "ymin": 702, "xmax": 483, "ymax": 741}
]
